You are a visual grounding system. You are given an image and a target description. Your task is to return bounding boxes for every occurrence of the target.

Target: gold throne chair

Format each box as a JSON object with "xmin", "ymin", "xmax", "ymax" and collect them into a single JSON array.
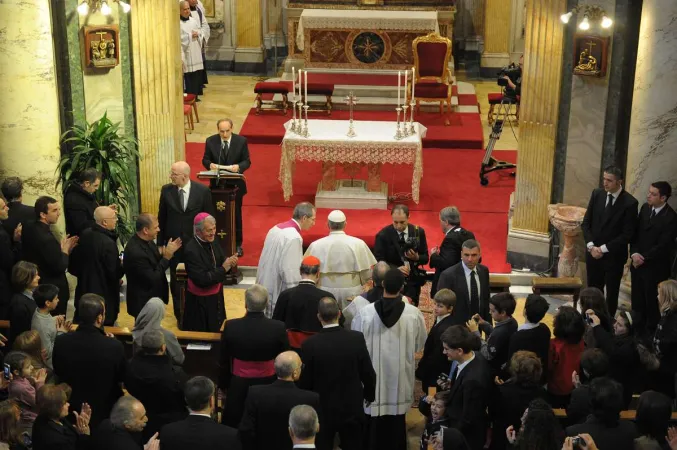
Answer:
[{"xmin": 412, "ymin": 32, "xmax": 453, "ymax": 125}]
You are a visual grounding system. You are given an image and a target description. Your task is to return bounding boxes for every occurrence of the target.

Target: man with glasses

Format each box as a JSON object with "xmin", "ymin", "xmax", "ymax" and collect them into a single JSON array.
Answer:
[
  {"xmin": 69, "ymin": 206, "xmax": 124, "ymax": 324},
  {"xmin": 202, "ymin": 118, "xmax": 251, "ymax": 257},
  {"xmin": 158, "ymin": 161, "xmax": 214, "ymax": 327}
]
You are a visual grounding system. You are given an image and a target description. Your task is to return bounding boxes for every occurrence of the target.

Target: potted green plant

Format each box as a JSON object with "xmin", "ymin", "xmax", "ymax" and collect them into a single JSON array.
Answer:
[{"xmin": 56, "ymin": 112, "xmax": 140, "ymax": 243}]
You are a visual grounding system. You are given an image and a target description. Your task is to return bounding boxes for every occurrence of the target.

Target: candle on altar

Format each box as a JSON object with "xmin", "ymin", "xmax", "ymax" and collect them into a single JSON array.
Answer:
[
  {"xmin": 305, "ymin": 70, "xmax": 308, "ymax": 104},
  {"xmin": 411, "ymin": 67, "xmax": 415, "ymax": 101},
  {"xmin": 404, "ymin": 69, "xmax": 408, "ymax": 103},
  {"xmin": 292, "ymin": 67, "xmax": 296, "ymax": 103},
  {"xmin": 397, "ymin": 70, "xmax": 401, "ymax": 106}
]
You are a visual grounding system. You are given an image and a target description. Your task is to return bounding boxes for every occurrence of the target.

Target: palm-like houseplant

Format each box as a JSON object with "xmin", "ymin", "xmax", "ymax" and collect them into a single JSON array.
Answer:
[{"xmin": 57, "ymin": 112, "xmax": 140, "ymax": 243}]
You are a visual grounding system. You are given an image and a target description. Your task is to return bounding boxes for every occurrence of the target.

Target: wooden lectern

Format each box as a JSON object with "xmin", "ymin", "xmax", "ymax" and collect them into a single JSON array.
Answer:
[{"xmin": 197, "ymin": 171, "xmax": 246, "ymax": 285}]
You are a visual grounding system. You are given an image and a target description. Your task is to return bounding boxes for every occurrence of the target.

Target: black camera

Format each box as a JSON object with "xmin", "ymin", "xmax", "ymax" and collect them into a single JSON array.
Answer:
[
  {"xmin": 498, "ymin": 63, "xmax": 521, "ymax": 87},
  {"xmin": 571, "ymin": 436, "xmax": 585, "ymax": 449},
  {"xmin": 402, "ymin": 236, "xmax": 420, "ymax": 252}
]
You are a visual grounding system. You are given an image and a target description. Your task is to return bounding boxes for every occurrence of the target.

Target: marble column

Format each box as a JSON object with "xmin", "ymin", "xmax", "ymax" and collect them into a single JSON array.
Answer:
[
  {"xmin": 506, "ymin": 0, "xmax": 566, "ymax": 271},
  {"xmin": 130, "ymin": 0, "xmax": 185, "ymax": 214},
  {"xmin": 234, "ymin": 0, "xmax": 265, "ymax": 71},
  {"xmin": 0, "ymin": 0, "xmax": 63, "ymax": 215},
  {"xmin": 480, "ymin": 0, "xmax": 513, "ymax": 77}
]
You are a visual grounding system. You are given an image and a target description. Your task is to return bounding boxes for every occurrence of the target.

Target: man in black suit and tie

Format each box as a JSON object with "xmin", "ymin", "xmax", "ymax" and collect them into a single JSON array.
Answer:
[
  {"xmin": 1, "ymin": 177, "xmax": 34, "ymax": 237},
  {"xmin": 160, "ymin": 376, "xmax": 241, "ymax": 450},
  {"xmin": 581, "ymin": 166, "xmax": 639, "ymax": 316},
  {"xmin": 630, "ymin": 181, "xmax": 677, "ymax": 333},
  {"xmin": 429, "ymin": 206, "xmax": 475, "ymax": 297},
  {"xmin": 441, "ymin": 325, "xmax": 493, "ymax": 450},
  {"xmin": 373, "ymin": 204, "xmax": 429, "ymax": 306},
  {"xmin": 158, "ymin": 161, "xmax": 213, "ymax": 325},
  {"xmin": 437, "ymin": 239, "xmax": 491, "ymax": 326},
  {"xmin": 300, "ymin": 297, "xmax": 376, "ymax": 450},
  {"xmin": 123, "ymin": 214, "xmax": 182, "ymax": 317},
  {"xmin": 239, "ymin": 351, "xmax": 321, "ymax": 450},
  {"xmin": 202, "ymin": 118, "xmax": 251, "ymax": 256}
]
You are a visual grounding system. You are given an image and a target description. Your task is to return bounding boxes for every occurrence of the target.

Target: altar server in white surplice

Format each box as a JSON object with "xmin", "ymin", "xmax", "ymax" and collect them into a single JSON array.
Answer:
[
  {"xmin": 179, "ymin": 0, "xmax": 204, "ymax": 96},
  {"xmin": 304, "ymin": 210, "xmax": 376, "ymax": 309},
  {"xmin": 256, "ymin": 202, "xmax": 317, "ymax": 317},
  {"xmin": 352, "ymin": 268, "xmax": 426, "ymax": 450}
]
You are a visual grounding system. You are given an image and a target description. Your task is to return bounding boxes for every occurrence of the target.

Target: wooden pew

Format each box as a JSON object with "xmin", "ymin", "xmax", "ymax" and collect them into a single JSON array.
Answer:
[
  {"xmin": 489, "ymin": 275, "xmax": 511, "ymax": 294},
  {"xmin": 532, "ymin": 277, "xmax": 583, "ymax": 309},
  {"xmin": 553, "ymin": 408, "xmax": 677, "ymax": 421}
]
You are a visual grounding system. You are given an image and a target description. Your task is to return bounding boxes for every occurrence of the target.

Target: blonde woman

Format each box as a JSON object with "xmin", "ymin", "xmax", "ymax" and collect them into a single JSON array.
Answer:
[{"xmin": 651, "ymin": 279, "xmax": 677, "ymax": 398}]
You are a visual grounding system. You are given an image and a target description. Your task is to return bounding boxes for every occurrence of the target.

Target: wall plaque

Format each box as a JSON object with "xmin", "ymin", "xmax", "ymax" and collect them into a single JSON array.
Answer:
[
  {"xmin": 83, "ymin": 25, "xmax": 120, "ymax": 69},
  {"xmin": 573, "ymin": 35, "xmax": 609, "ymax": 77}
]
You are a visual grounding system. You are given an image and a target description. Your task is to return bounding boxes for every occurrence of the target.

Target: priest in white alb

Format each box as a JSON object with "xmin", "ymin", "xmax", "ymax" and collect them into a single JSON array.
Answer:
[
  {"xmin": 256, "ymin": 202, "xmax": 317, "ymax": 317},
  {"xmin": 179, "ymin": 0, "xmax": 204, "ymax": 96},
  {"xmin": 352, "ymin": 268, "xmax": 426, "ymax": 450},
  {"xmin": 304, "ymin": 210, "xmax": 376, "ymax": 309}
]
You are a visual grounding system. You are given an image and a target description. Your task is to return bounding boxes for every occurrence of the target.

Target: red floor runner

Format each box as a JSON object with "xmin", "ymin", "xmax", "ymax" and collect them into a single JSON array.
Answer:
[
  {"xmin": 240, "ymin": 108, "xmax": 484, "ymax": 149},
  {"xmin": 186, "ymin": 143, "xmax": 515, "ymax": 273}
]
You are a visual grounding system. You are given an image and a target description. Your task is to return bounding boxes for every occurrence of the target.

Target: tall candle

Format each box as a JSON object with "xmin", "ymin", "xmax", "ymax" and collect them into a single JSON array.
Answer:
[
  {"xmin": 305, "ymin": 70, "xmax": 308, "ymax": 104},
  {"xmin": 404, "ymin": 69, "xmax": 408, "ymax": 103},
  {"xmin": 292, "ymin": 67, "xmax": 296, "ymax": 103},
  {"xmin": 411, "ymin": 67, "xmax": 415, "ymax": 101},
  {"xmin": 397, "ymin": 70, "xmax": 401, "ymax": 106}
]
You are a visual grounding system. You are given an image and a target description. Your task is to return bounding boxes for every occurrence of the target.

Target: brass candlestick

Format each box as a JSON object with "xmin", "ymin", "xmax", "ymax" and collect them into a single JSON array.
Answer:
[
  {"xmin": 344, "ymin": 91, "xmax": 359, "ymax": 137},
  {"xmin": 401, "ymin": 104, "xmax": 410, "ymax": 137},
  {"xmin": 409, "ymin": 101, "xmax": 416, "ymax": 135},
  {"xmin": 302, "ymin": 105, "xmax": 310, "ymax": 137},
  {"xmin": 290, "ymin": 99, "xmax": 298, "ymax": 133},
  {"xmin": 394, "ymin": 107, "xmax": 403, "ymax": 140}
]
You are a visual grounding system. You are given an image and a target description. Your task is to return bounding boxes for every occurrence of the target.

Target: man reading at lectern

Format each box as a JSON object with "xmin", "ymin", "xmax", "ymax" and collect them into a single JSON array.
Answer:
[{"xmin": 202, "ymin": 118, "xmax": 251, "ymax": 257}]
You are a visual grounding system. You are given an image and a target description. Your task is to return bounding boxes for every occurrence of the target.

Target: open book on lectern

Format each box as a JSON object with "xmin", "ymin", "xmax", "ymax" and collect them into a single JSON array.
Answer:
[{"xmin": 198, "ymin": 170, "xmax": 245, "ymax": 179}]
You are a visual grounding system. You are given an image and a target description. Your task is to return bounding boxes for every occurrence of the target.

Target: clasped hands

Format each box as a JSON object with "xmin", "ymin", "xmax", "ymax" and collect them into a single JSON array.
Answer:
[
  {"xmin": 222, "ymin": 254, "xmax": 238, "ymax": 270},
  {"xmin": 631, "ymin": 253, "xmax": 645, "ymax": 268},
  {"xmin": 588, "ymin": 246, "xmax": 604, "ymax": 259},
  {"xmin": 210, "ymin": 163, "xmax": 239, "ymax": 173}
]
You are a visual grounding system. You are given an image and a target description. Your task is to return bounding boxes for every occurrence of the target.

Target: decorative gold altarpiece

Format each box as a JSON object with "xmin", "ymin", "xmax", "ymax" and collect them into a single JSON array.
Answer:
[{"xmin": 287, "ymin": 0, "xmax": 455, "ymax": 69}]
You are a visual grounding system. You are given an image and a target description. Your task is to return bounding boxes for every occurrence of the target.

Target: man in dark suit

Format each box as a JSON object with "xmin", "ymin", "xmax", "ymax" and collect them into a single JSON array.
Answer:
[
  {"xmin": 125, "ymin": 330, "xmax": 187, "ymax": 440},
  {"xmin": 437, "ymin": 239, "xmax": 491, "ymax": 326},
  {"xmin": 581, "ymin": 166, "xmax": 638, "ymax": 316},
  {"xmin": 300, "ymin": 297, "xmax": 376, "ymax": 450},
  {"xmin": 160, "ymin": 376, "xmax": 241, "ymax": 450},
  {"xmin": 21, "ymin": 196, "xmax": 78, "ymax": 316},
  {"xmin": 91, "ymin": 395, "xmax": 160, "ymax": 450},
  {"xmin": 69, "ymin": 206, "xmax": 124, "ymax": 325},
  {"xmin": 52, "ymin": 294, "xmax": 126, "ymax": 428},
  {"xmin": 273, "ymin": 255, "xmax": 337, "ymax": 338},
  {"xmin": 429, "ymin": 206, "xmax": 475, "ymax": 297},
  {"xmin": 124, "ymin": 213, "xmax": 181, "ymax": 318},
  {"xmin": 219, "ymin": 284, "xmax": 289, "ymax": 427},
  {"xmin": 63, "ymin": 168, "xmax": 101, "ymax": 237},
  {"xmin": 158, "ymin": 161, "xmax": 214, "ymax": 325},
  {"xmin": 630, "ymin": 181, "xmax": 677, "ymax": 333},
  {"xmin": 1, "ymin": 176, "xmax": 34, "ymax": 237},
  {"xmin": 373, "ymin": 204, "xmax": 429, "ymax": 306},
  {"xmin": 289, "ymin": 405, "xmax": 320, "ymax": 450},
  {"xmin": 0, "ymin": 196, "xmax": 21, "ymax": 314},
  {"xmin": 202, "ymin": 118, "xmax": 251, "ymax": 256},
  {"xmin": 440, "ymin": 325, "xmax": 493, "ymax": 450},
  {"xmin": 239, "ymin": 351, "xmax": 321, "ymax": 450}
]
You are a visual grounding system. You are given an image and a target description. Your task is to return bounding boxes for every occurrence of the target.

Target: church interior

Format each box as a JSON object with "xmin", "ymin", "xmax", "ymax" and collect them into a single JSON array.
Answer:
[{"xmin": 1, "ymin": 0, "xmax": 677, "ymax": 447}]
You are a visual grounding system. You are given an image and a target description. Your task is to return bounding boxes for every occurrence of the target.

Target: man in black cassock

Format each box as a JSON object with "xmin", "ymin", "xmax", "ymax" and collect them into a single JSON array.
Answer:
[
  {"xmin": 63, "ymin": 168, "xmax": 101, "ymax": 237},
  {"xmin": 219, "ymin": 284, "xmax": 289, "ymax": 427},
  {"xmin": 69, "ymin": 206, "xmax": 124, "ymax": 325},
  {"xmin": 183, "ymin": 213, "xmax": 237, "ymax": 332},
  {"xmin": 0, "ymin": 196, "xmax": 22, "ymax": 317}
]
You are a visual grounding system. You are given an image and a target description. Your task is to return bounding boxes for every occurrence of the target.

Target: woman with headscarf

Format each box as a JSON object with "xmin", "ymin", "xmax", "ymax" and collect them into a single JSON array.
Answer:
[{"xmin": 132, "ymin": 298, "xmax": 185, "ymax": 366}]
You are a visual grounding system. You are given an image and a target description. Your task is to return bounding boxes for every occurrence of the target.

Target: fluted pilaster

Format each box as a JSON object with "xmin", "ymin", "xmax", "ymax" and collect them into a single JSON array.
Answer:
[
  {"xmin": 481, "ymin": 0, "xmax": 512, "ymax": 68},
  {"xmin": 507, "ymin": 0, "xmax": 566, "ymax": 270},
  {"xmin": 236, "ymin": 0, "xmax": 263, "ymax": 47},
  {"xmin": 130, "ymin": 0, "xmax": 185, "ymax": 214}
]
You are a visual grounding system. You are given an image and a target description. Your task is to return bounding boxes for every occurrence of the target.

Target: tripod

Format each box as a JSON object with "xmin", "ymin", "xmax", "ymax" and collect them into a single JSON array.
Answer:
[{"xmin": 479, "ymin": 99, "xmax": 517, "ymax": 186}]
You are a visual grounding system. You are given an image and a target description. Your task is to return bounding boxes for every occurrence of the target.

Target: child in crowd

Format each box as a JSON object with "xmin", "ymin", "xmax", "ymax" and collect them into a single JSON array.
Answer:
[
  {"xmin": 547, "ymin": 306, "xmax": 585, "ymax": 408},
  {"xmin": 467, "ymin": 292, "xmax": 518, "ymax": 378},
  {"xmin": 30, "ymin": 284, "xmax": 70, "ymax": 370},
  {"xmin": 508, "ymin": 294, "xmax": 552, "ymax": 383},
  {"xmin": 6, "ymin": 351, "xmax": 46, "ymax": 431},
  {"xmin": 420, "ymin": 391, "xmax": 451, "ymax": 450},
  {"xmin": 416, "ymin": 289, "xmax": 456, "ymax": 393}
]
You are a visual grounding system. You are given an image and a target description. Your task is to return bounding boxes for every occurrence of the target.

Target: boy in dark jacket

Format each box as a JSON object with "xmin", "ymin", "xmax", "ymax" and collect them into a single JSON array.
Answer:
[{"xmin": 416, "ymin": 289, "xmax": 456, "ymax": 393}]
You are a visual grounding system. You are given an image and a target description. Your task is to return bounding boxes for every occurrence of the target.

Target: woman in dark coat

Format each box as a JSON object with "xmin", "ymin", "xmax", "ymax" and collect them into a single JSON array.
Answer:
[
  {"xmin": 32, "ymin": 383, "xmax": 91, "ymax": 450},
  {"xmin": 652, "ymin": 280, "xmax": 677, "ymax": 399}
]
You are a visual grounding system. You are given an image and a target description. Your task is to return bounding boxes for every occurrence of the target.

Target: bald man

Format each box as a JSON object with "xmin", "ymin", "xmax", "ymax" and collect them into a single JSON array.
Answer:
[
  {"xmin": 158, "ymin": 161, "xmax": 213, "ymax": 326},
  {"xmin": 239, "ymin": 351, "xmax": 321, "ymax": 450},
  {"xmin": 69, "ymin": 206, "xmax": 124, "ymax": 324}
]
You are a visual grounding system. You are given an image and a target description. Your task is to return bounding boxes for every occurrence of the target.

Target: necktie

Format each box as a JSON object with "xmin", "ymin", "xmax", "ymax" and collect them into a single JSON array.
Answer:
[
  {"xmin": 605, "ymin": 193, "xmax": 613, "ymax": 210},
  {"xmin": 398, "ymin": 232, "xmax": 405, "ymax": 244},
  {"xmin": 470, "ymin": 270, "xmax": 479, "ymax": 316},
  {"xmin": 650, "ymin": 208, "xmax": 656, "ymax": 223},
  {"xmin": 222, "ymin": 140, "xmax": 229, "ymax": 158},
  {"xmin": 179, "ymin": 188, "xmax": 186, "ymax": 211},
  {"xmin": 449, "ymin": 361, "xmax": 459, "ymax": 380}
]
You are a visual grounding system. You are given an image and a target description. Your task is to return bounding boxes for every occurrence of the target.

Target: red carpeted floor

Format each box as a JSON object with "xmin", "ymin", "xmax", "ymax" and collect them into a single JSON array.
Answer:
[
  {"xmin": 240, "ymin": 108, "xmax": 484, "ymax": 149},
  {"xmin": 186, "ymin": 141, "xmax": 516, "ymax": 273}
]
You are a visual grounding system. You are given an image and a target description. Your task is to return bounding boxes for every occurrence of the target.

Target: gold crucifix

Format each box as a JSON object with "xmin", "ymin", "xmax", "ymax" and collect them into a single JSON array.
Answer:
[
  {"xmin": 217, "ymin": 230, "xmax": 227, "ymax": 239},
  {"xmin": 586, "ymin": 41, "xmax": 597, "ymax": 53}
]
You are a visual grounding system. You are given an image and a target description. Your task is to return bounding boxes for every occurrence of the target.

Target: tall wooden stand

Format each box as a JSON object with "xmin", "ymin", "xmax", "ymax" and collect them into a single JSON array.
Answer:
[{"xmin": 197, "ymin": 173, "xmax": 244, "ymax": 285}]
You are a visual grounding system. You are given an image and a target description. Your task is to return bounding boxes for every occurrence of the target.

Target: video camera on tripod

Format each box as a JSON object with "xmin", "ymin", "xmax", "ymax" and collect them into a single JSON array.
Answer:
[{"xmin": 497, "ymin": 63, "xmax": 521, "ymax": 87}]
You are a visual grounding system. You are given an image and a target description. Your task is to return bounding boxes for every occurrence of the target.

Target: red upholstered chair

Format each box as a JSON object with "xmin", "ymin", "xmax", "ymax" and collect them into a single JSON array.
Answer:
[
  {"xmin": 254, "ymin": 82, "xmax": 289, "ymax": 115},
  {"xmin": 305, "ymin": 83, "xmax": 334, "ymax": 116},
  {"xmin": 412, "ymin": 32, "xmax": 453, "ymax": 125},
  {"xmin": 183, "ymin": 104, "xmax": 193, "ymax": 133},
  {"xmin": 183, "ymin": 93, "xmax": 199, "ymax": 124}
]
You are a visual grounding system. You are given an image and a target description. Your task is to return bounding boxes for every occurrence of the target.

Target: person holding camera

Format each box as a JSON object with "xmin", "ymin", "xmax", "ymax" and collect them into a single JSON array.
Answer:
[
  {"xmin": 499, "ymin": 55, "xmax": 523, "ymax": 101},
  {"xmin": 373, "ymin": 204, "xmax": 429, "ymax": 306}
]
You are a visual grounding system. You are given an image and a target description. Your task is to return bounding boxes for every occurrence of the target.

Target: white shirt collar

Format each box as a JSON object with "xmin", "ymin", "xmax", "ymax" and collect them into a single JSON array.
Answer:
[
  {"xmin": 461, "ymin": 261, "xmax": 476, "ymax": 275},
  {"xmin": 456, "ymin": 352, "xmax": 475, "ymax": 376},
  {"xmin": 189, "ymin": 413, "xmax": 212, "ymax": 418},
  {"xmin": 323, "ymin": 323, "xmax": 340, "ymax": 328},
  {"xmin": 222, "ymin": 136, "xmax": 231, "ymax": 146},
  {"xmin": 653, "ymin": 203, "xmax": 666, "ymax": 215},
  {"xmin": 293, "ymin": 445, "xmax": 316, "ymax": 449},
  {"xmin": 518, "ymin": 322, "xmax": 540, "ymax": 331},
  {"xmin": 436, "ymin": 313, "xmax": 450, "ymax": 324},
  {"xmin": 179, "ymin": 180, "xmax": 192, "ymax": 194},
  {"xmin": 329, "ymin": 231, "xmax": 346, "ymax": 235},
  {"xmin": 608, "ymin": 187, "xmax": 622, "ymax": 200}
]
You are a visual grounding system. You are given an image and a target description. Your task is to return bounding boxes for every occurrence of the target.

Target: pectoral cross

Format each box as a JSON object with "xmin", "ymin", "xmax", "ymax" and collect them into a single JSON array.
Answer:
[{"xmin": 217, "ymin": 230, "xmax": 227, "ymax": 239}]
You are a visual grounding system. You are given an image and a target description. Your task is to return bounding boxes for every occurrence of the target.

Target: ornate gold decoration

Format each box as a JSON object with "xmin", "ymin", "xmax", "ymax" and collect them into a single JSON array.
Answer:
[
  {"xmin": 216, "ymin": 201, "xmax": 226, "ymax": 211},
  {"xmin": 412, "ymin": 32, "xmax": 453, "ymax": 112},
  {"xmin": 217, "ymin": 230, "xmax": 227, "ymax": 239},
  {"xmin": 573, "ymin": 35, "xmax": 608, "ymax": 77},
  {"xmin": 83, "ymin": 26, "xmax": 120, "ymax": 69}
]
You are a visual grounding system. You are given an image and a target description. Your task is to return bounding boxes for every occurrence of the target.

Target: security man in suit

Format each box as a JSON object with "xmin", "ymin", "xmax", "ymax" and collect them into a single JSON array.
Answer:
[
  {"xmin": 158, "ymin": 161, "xmax": 214, "ymax": 326},
  {"xmin": 437, "ymin": 239, "xmax": 491, "ymax": 326},
  {"xmin": 581, "ymin": 166, "xmax": 638, "ymax": 316},
  {"xmin": 1, "ymin": 177, "xmax": 34, "ymax": 238},
  {"xmin": 202, "ymin": 118, "xmax": 251, "ymax": 257},
  {"xmin": 630, "ymin": 181, "xmax": 677, "ymax": 333},
  {"xmin": 429, "ymin": 206, "xmax": 475, "ymax": 297},
  {"xmin": 373, "ymin": 204, "xmax": 428, "ymax": 306}
]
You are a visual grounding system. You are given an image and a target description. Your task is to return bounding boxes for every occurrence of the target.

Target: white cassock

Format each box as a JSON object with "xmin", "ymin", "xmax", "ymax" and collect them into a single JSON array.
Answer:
[
  {"xmin": 180, "ymin": 15, "xmax": 204, "ymax": 73},
  {"xmin": 352, "ymin": 301, "xmax": 426, "ymax": 416},
  {"xmin": 304, "ymin": 231, "xmax": 376, "ymax": 309},
  {"xmin": 256, "ymin": 219, "xmax": 303, "ymax": 317},
  {"xmin": 191, "ymin": 1, "xmax": 211, "ymax": 47},
  {"xmin": 343, "ymin": 292, "xmax": 411, "ymax": 330}
]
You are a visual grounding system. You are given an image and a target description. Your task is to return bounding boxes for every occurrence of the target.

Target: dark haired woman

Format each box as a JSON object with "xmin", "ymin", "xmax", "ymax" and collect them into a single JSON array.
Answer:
[{"xmin": 547, "ymin": 306, "xmax": 585, "ymax": 408}]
